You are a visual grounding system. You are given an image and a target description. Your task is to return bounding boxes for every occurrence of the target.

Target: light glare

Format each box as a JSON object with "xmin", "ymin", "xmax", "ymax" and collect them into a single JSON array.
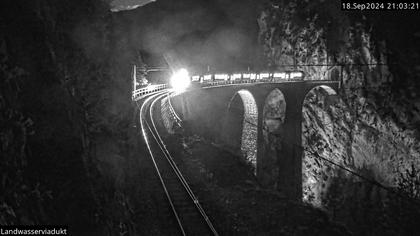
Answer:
[{"xmin": 170, "ymin": 68, "xmax": 190, "ymax": 92}]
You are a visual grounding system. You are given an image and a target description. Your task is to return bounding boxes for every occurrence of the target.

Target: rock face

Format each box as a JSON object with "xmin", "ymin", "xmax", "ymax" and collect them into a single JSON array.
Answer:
[
  {"xmin": 258, "ymin": 0, "xmax": 420, "ymax": 209},
  {"xmin": 0, "ymin": 1, "xmax": 170, "ymax": 234}
]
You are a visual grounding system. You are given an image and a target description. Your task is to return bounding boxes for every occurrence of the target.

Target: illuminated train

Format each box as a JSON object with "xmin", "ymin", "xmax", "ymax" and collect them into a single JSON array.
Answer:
[{"xmin": 190, "ymin": 71, "xmax": 305, "ymax": 83}]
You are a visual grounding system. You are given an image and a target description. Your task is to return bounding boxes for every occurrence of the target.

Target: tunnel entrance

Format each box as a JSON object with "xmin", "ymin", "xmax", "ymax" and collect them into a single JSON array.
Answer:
[
  {"xmin": 261, "ymin": 89, "xmax": 286, "ymax": 188},
  {"xmin": 302, "ymin": 85, "xmax": 338, "ymax": 206},
  {"xmin": 223, "ymin": 90, "xmax": 258, "ymax": 174}
]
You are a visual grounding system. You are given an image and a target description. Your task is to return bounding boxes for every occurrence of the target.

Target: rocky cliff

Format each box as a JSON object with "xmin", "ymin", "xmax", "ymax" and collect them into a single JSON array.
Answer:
[
  {"xmin": 0, "ymin": 1, "xmax": 168, "ymax": 234},
  {"xmin": 258, "ymin": 0, "xmax": 420, "ymax": 233}
]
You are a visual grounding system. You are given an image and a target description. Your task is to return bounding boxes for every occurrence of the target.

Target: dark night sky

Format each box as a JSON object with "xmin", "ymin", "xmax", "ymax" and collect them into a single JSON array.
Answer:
[{"xmin": 113, "ymin": 0, "xmax": 260, "ymax": 73}]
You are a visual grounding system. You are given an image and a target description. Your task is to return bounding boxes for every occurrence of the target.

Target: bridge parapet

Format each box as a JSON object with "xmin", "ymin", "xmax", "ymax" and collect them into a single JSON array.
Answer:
[
  {"xmin": 132, "ymin": 73, "xmax": 340, "ymax": 101},
  {"xmin": 132, "ymin": 84, "xmax": 168, "ymax": 101}
]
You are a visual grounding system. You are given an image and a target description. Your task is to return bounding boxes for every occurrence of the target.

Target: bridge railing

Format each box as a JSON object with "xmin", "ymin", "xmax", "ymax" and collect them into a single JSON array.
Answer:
[
  {"xmin": 132, "ymin": 73, "xmax": 340, "ymax": 101},
  {"xmin": 132, "ymin": 80, "xmax": 262, "ymax": 101},
  {"xmin": 132, "ymin": 84, "xmax": 168, "ymax": 101}
]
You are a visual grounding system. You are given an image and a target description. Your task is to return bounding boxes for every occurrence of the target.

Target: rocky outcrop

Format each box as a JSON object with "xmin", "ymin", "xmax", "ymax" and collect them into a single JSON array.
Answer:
[{"xmin": 258, "ymin": 0, "xmax": 420, "ymax": 210}]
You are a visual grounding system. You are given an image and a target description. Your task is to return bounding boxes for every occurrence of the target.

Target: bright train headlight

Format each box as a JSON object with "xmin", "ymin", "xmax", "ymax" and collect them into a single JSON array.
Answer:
[{"xmin": 170, "ymin": 68, "xmax": 190, "ymax": 92}]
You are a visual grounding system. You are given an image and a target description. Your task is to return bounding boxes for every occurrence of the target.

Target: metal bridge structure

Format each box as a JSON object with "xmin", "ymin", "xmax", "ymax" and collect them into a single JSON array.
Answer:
[{"xmin": 134, "ymin": 72, "xmax": 340, "ymax": 235}]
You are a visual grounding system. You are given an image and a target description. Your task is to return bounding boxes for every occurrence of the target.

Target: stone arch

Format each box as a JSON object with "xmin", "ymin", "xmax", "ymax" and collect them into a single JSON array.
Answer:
[
  {"xmin": 301, "ymin": 85, "xmax": 338, "ymax": 206},
  {"xmin": 223, "ymin": 89, "xmax": 258, "ymax": 174},
  {"xmin": 305, "ymin": 85, "xmax": 337, "ymax": 98},
  {"xmin": 261, "ymin": 88, "xmax": 287, "ymax": 188},
  {"xmin": 329, "ymin": 67, "xmax": 341, "ymax": 81}
]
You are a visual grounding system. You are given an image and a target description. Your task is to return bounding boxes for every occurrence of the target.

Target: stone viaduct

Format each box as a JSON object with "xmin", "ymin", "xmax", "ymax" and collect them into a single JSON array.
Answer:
[{"xmin": 170, "ymin": 81, "xmax": 339, "ymax": 200}]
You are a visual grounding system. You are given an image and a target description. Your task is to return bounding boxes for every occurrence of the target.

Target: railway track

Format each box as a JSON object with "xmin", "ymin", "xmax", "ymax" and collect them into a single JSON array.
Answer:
[{"xmin": 137, "ymin": 91, "xmax": 218, "ymax": 236}]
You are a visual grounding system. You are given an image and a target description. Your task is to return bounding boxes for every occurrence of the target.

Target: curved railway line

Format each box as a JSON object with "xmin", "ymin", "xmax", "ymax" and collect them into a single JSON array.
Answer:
[{"xmin": 136, "ymin": 90, "xmax": 219, "ymax": 236}]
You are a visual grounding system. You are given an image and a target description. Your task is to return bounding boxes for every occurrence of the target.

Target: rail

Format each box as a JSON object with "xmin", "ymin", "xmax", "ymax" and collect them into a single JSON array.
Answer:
[
  {"xmin": 149, "ymin": 94, "xmax": 219, "ymax": 235},
  {"xmin": 138, "ymin": 92, "xmax": 186, "ymax": 234},
  {"xmin": 138, "ymin": 92, "xmax": 218, "ymax": 235}
]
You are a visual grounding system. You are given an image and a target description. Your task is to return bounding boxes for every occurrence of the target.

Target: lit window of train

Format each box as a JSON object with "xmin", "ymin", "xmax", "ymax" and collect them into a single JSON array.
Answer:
[
  {"xmin": 215, "ymin": 74, "xmax": 229, "ymax": 80},
  {"xmin": 191, "ymin": 75, "xmax": 200, "ymax": 82},
  {"xmin": 273, "ymin": 72, "xmax": 287, "ymax": 79},
  {"xmin": 203, "ymin": 74, "xmax": 212, "ymax": 81},
  {"xmin": 290, "ymin": 71, "xmax": 303, "ymax": 79},
  {"xmin": 260, "ymin": 73, "xmax": 270, "ymax": 79},
  {"xmin": 250, "ymin": 73, "xmax": 257, "ymax": 80},
  {"xmin": 232, "ymin": 74, "xmax": 242, "ymax": 80},
  {"xmin": 243, "ymin": 73, "xmax": 251, "ymax": 79}
]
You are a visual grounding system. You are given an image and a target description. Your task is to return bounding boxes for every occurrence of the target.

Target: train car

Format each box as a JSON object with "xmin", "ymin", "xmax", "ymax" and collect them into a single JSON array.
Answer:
[
  {"xmin": 250, "ymin": 73, "xmax": 258, "ymax": 80},
  {"xmin": 288, "ymin": 71, "xmax": 305, "ymax": 80},
  {"xmin": 190, "ymin": 70, "xmax": 305, "ymax": 84},
  {"xmin": 242, "ymin": 73, "xmax": 250, "ymax": 80},
  {"xmin": 259, "ymin": 72, "xmax": 270, "ymax": 80},
  {"xmin": 191, "ymin": 75, "xmax": 201, "ymax": 82},
  {"xmin": 214, "ymin": 74, "xmax": 229, "ymax": 81},
  {"xmin": 231, "ymin": 73, "xmax": 242, "ymax": 81},
  {"xmin": 273, "ymin": 72, "xmax": 287, "ymax": 80},
  {"xmin": 202, "ymin": 74, "xmax": 213, "ymax": 82}
]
